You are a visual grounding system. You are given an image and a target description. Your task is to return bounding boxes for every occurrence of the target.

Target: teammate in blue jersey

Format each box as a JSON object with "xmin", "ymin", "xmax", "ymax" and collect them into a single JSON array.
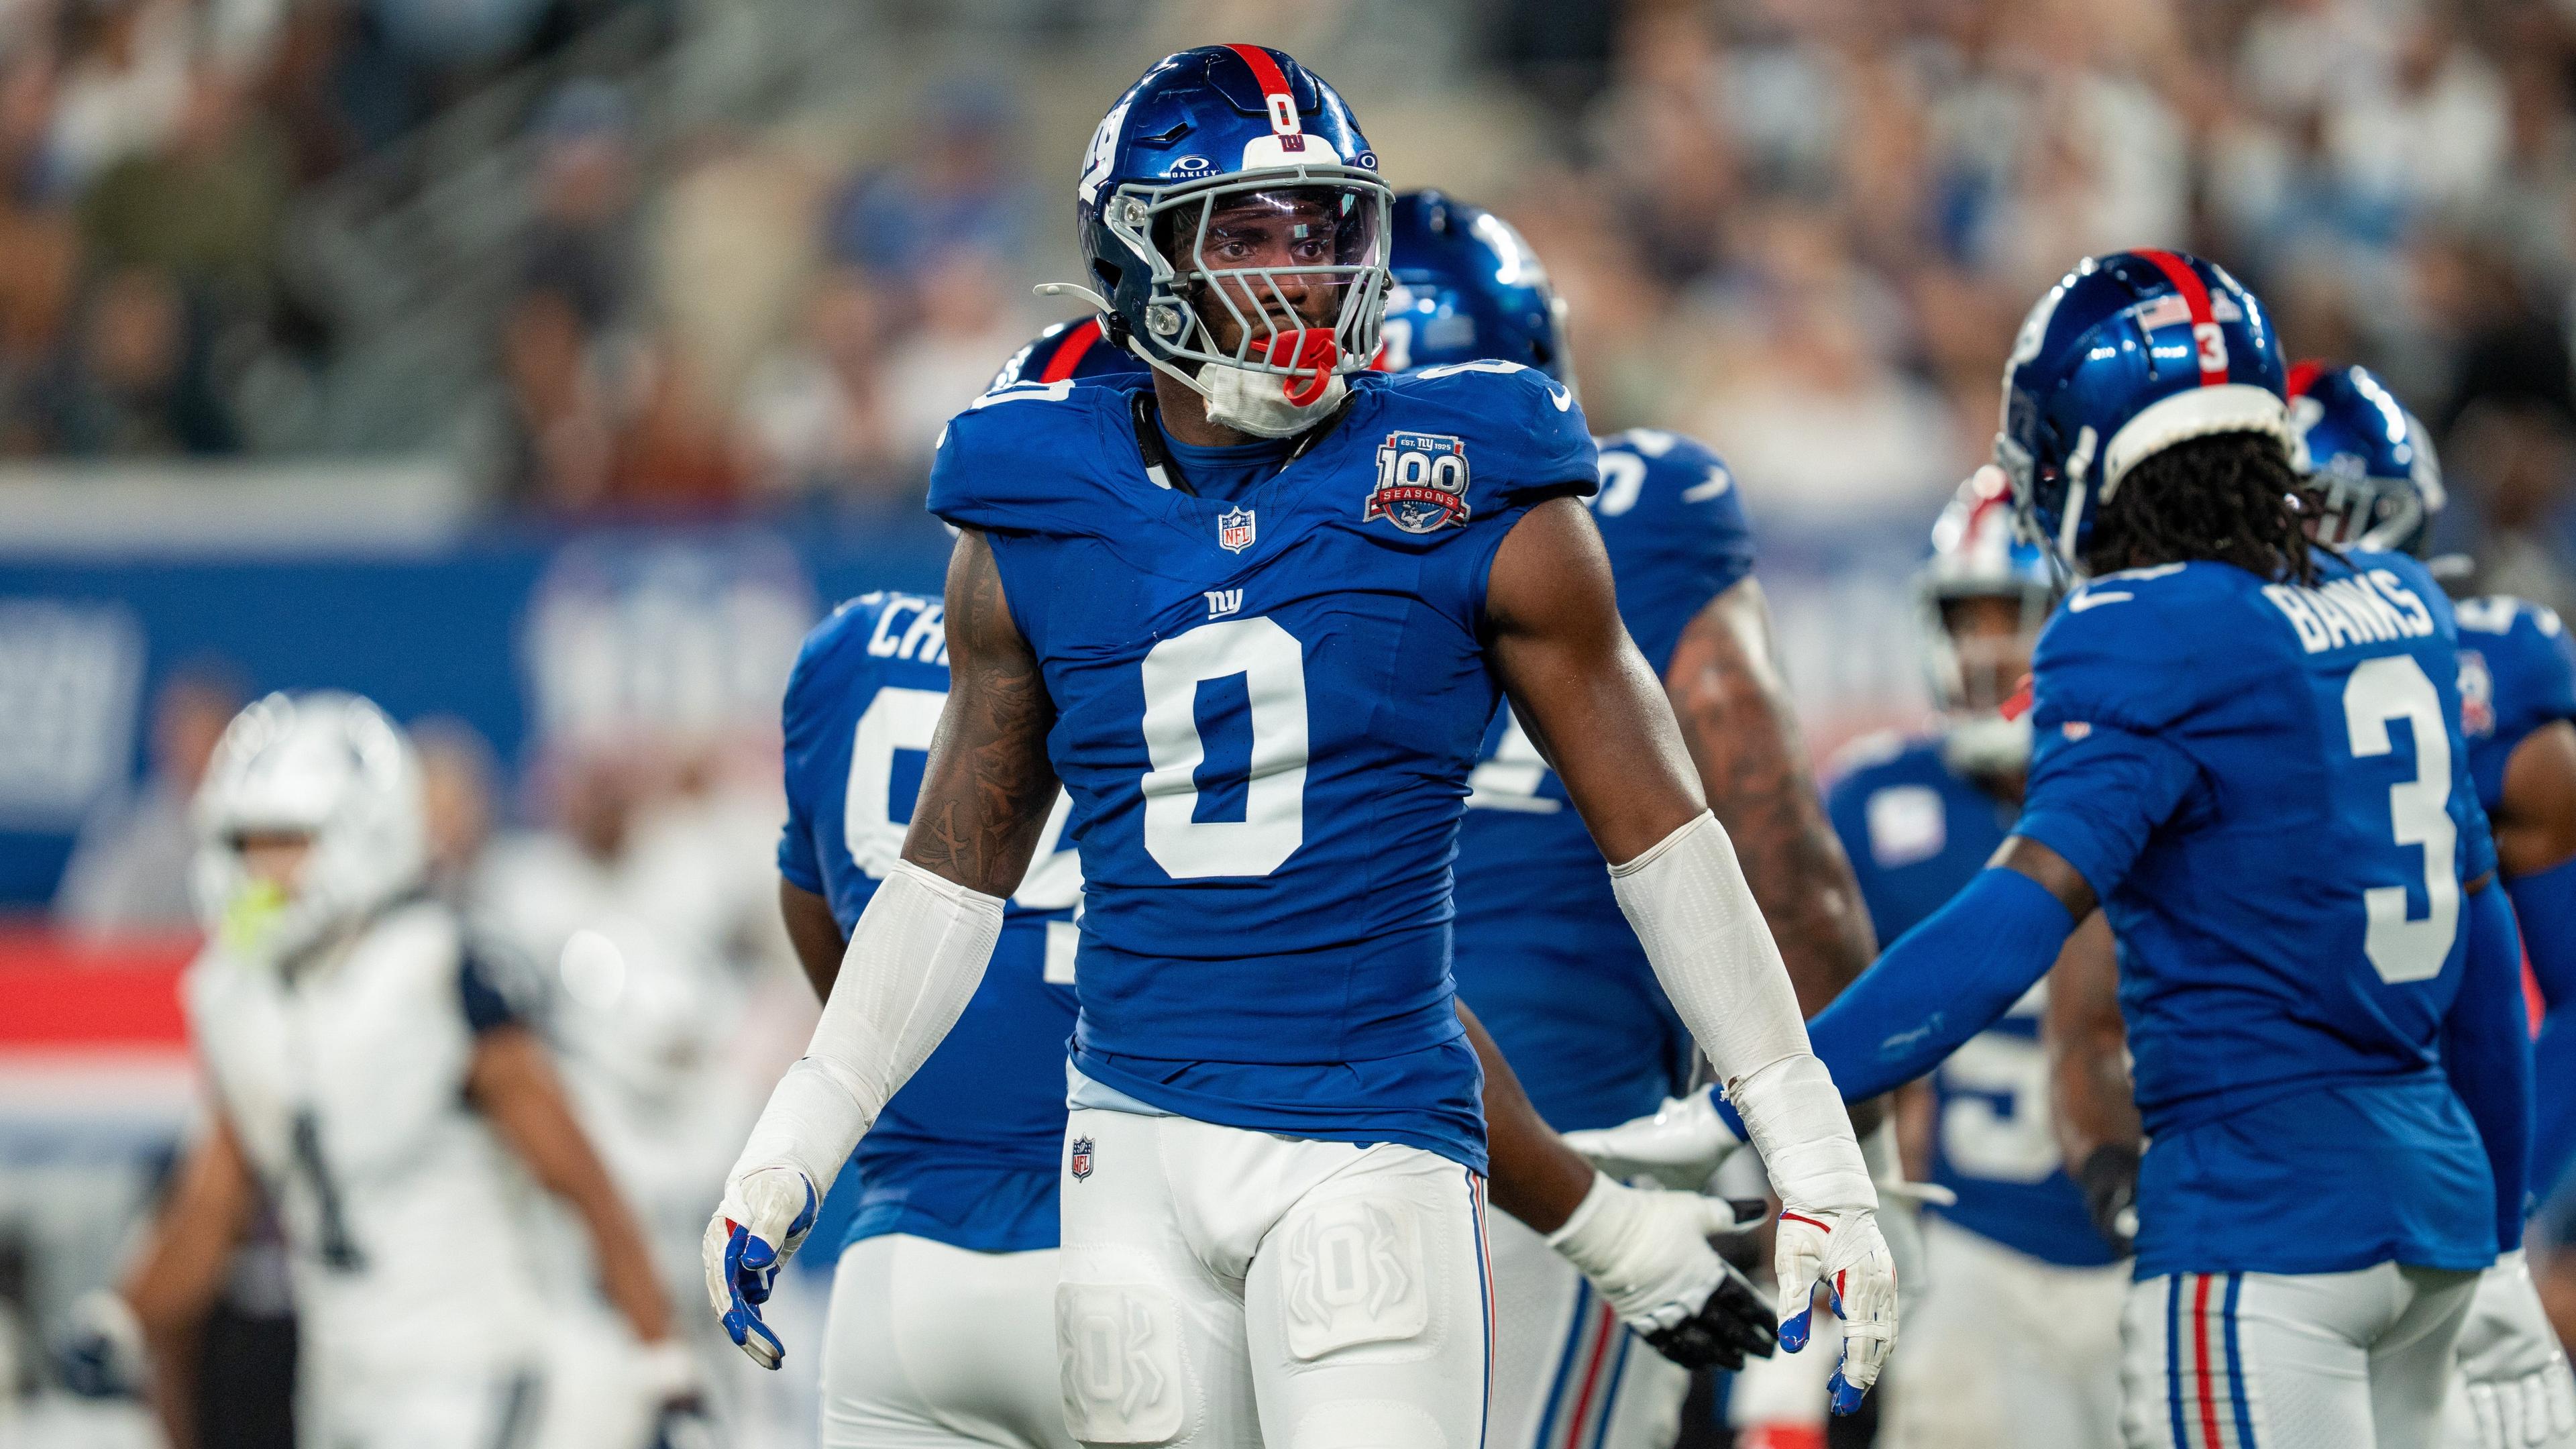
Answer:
[
  {"xmin": 987, "ymin": 315, "xmax": 1135, "ymax": 392},
  {"xmin": 771, "ymin": 588, "xmax": 1085, "ymax": 1446},
  {"xmin": 1381, "ymin": 188, "xmax": 1892, "ymax": 1444},
  {"xmin": 2045, "ymin": 360, "xmax": 2576, "ymax": 1449},
  {"xmin": 707, "ymin": 45, "xmax": 1897, "ymax": 1444},
  {"xmin": 1814, "ymin": 468, "xmax": 2129, "ymax": 1449},
  {"xmin": 1577, "ymin": 251, "xmax": 2538, "ymax": 1448}
]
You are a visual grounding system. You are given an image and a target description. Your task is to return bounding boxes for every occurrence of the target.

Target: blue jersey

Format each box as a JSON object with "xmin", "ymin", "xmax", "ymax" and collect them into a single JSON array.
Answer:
[
  {"xmin": 1448, "ymin": 429, "xmax": 1754, "ymax": 1131},
  {"xmin": 777, "ymin": 590, "xmax": 1082, "ymax": 1254},
  {"xmin": 2016, "ymin": 551, "xmax": 2500, "ymax": 1277},
  {"xmin": 2454, "ymin": 595, "xmax": 2576, "ymax": 816},
  {"xmin": 927, "ymin": 363, "xmax": 1600, "ymax": 1173},
  {"xmin": 1824, "ymin": 734, "xmax": 2119, "ymax": 1269},
  {"xmin": 988, "ymin": 317, "xmax": 1146, "ymax": 392}
]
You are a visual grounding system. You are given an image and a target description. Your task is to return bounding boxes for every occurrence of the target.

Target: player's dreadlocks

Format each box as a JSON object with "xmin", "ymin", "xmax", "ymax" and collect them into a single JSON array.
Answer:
[{"xmin": 2082, "ymin": 431, "xmax": 2327, "ymax": 587}]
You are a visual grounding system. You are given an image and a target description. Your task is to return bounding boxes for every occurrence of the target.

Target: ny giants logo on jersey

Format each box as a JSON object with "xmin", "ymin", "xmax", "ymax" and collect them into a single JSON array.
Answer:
[
  {"xmin": 2459, "ymin": 650, "xmax": 2496, "ymax": 737},
  {"xmin": 1070, "ymin": 1136, "xmax": 1095, "ymax": 1181},
  {"xmin": 1218, "ymin": 506, "xmax": 1256, "ymax": 553},
  {"xmin": 1364, "ymin": 432, "xmax": 1472, "ymax": 534}
]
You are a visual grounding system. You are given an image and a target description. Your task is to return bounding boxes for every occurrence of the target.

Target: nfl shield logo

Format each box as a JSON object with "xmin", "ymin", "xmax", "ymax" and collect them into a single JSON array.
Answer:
[
  {"xmin": 1218, "ymin": 506, "xmax": 1256, "ymax": 553},
  {"xmin": 1070, "ymin": 1136, "xmax": 1095, "ymax": 1181}
]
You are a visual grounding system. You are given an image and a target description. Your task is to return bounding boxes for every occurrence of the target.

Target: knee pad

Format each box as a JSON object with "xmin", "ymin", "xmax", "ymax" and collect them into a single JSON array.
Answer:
[
  {"xmin": 1277, "ymin": 1193, "xmax": 1435, "ymax": 1363},
  {"xmin": 1057, "ymin": 1280, "xmax": 1191, "ymax": 1445}
]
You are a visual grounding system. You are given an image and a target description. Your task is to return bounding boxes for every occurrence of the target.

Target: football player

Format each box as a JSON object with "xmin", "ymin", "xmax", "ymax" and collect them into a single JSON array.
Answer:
[
  {"xmin": 2045, "ymin": 361, "xmax": 2576, "ymax": 1449},
  {"xmin": 1575, "ymin": 251, "xmax": 2535, "ymax": 1448},
  {"xmin": 708, "ymin": 44, "xmax": 1896, "ymax": 1444},
  {"xmin": 116, "ymin": 692, "xmax": 695, "ymax": 1449},
  {"xmin": 769, "ymin": 582, "xmax": 1778, "ymax": 1446},
  {"xmin": 1373, "ymin": 189, "xmax": 1893, "ymax": 1444},
  {"xmin": 1800, "ymin": 467, "xmax": 2128, "ymax": 1449}
]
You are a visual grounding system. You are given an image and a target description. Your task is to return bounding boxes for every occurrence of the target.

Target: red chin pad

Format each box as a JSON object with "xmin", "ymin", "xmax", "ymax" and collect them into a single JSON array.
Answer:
[{"xmin": 1263, "ymin": 329, "xmax": 1340, "ymax": 406}]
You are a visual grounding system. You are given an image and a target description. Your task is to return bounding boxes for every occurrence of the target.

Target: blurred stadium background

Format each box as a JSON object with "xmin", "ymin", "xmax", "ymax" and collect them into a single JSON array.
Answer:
[{"xmin": 4, "ymin": 0, "xmax": 2576, "ymax": 1442}]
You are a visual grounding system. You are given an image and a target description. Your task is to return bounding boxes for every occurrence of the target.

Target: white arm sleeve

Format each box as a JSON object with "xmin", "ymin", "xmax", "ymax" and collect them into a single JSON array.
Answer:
[
  {"xmin": 1609, "ymin": 811, "xmax": 1876, "ymax": 1212},
  {"xmin": 727, "ymin": 859, "xmax": 1005, "ymax": 1196}
]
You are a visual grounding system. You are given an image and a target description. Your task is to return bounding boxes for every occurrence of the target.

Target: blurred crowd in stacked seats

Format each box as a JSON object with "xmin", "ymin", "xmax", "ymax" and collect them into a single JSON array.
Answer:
[{"xmin": 0, "ymin": 0, "xmax": 2573, "ymax": 608}]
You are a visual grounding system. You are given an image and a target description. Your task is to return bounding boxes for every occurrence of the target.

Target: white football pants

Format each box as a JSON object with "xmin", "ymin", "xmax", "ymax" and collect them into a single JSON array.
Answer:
[
  {"xmin": 1883, "ymin": 1215, "xmax": 2127, "ymax": 1449},
  {"xmin": 1055, "ymin": 1107, "xmax": 1493, "ymax": 1448},
  {"xmin": 821, "ymin": 1233, "xmax": 1075, "ymax": 1448},
  {"xmin": 2120, "ymin": 1261, "xmax": 2478, "ymax": 1449},
  {"xmin": 1484, "ymin": 1208, "xmax": 1690, "ymax": 1449},
  {"xmin": 301, "ymin": 1362, "xmax": 544, "ymax": 1449}
]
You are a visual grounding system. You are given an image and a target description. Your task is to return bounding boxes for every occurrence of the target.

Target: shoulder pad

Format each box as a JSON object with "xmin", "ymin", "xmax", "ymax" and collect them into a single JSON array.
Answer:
[
  {"xmin": 927, "ymin": 378, "xmax": 1138, "ymax": 536},
  {"xmin": 1368, "ymin": 362, "xmax": 1597, "ymax": 508},
  {"xmin": 2034, "ymin": 561, "xmax": 2253, "ymax": 732},
  {"xmin": 1593, "ymin": 428, "xmax": 1735, "ymax": 508}
]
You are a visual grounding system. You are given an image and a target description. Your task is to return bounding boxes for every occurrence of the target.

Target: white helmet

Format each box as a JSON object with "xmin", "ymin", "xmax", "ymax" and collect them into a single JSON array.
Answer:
[{"xmin": 192, "ymin": 692, "xmax": 427, "ymax": 964}]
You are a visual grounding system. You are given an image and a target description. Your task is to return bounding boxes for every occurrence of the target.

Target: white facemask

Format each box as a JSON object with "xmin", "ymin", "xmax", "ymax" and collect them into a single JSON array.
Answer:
[
  {"xmin": 1941, "ymin": 712, "xmax": 2033, "ymax": 780},
  {"xmin": 1197, "ymin": 358, "xmax": 1349, "ymax": 439}
]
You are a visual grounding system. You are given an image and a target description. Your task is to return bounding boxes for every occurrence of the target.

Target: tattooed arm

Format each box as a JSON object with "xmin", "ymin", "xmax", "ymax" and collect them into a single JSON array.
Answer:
[
  {"xmin": 708, "ymin": 529, "xmax": 1060, "ymax": 1368},
  {"xmin": 902, "ymin": 528, "xmax": 1063, "ymax": 891},
  {"xmin": 1664, "ymin": 578, "xmax": 1877, "ymax": 1016}
]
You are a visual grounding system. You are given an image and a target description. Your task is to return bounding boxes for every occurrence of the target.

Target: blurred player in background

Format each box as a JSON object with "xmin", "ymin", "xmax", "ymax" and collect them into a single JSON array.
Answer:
[
  {"xmin": 113, "ymin": 692, "xmax": 696, "ymax": 1449},
  {"xmin": 1809, "ymin": 468, "xmax": 2127, "ymax": 1449},
  {"xmin": 769, "ymin": 583, "xmax": 1085, "ymax": 1446},
  {"xmin": 710, "ymin": 44, "xmax": 1890, "ymax": 1444},
  {"xmin": 1580, "ymin": 251, "xmax": 2534, "ymax": 1449},
  {"xmin": 2048, "ymin": 361, "xmax": 2576, "ymax": 1448},
  {"xmin": 1380, "ymin": 188, "xmax": 1892, "ymax": 1444}
]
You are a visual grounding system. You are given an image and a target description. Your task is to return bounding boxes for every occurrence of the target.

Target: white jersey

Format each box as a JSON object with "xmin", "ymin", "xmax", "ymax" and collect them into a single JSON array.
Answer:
[{"xmin": 184, "ymin": 898, "xmax": 549, "ymax": 1381}]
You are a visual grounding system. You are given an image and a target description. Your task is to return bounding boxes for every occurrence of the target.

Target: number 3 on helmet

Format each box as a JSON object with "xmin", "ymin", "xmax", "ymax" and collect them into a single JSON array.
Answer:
[{"xmin": 1994, "ymin": 250, "xmax": 2292, "ymax": 570}]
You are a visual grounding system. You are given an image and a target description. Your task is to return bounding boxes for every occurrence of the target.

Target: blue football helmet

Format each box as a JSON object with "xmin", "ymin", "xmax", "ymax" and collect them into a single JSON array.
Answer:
[
  {"xmin": 2286, "ymin": 359, "xmax": 2445, "ymax": 556},
  {"xmin": 987, "ymin": 316, "xmax": 1148, "ymax": 393},
  {"xmin": 1073, "ymin": 45, "xmax": 1391, "ymax": 398},
  {"xmin": 1996, "ymin": 250, "xmax": 2290, "ymax": 568},
  {"xmin": 1377, "ymin": 190, "xmax": 1569, "ymax": 381}
]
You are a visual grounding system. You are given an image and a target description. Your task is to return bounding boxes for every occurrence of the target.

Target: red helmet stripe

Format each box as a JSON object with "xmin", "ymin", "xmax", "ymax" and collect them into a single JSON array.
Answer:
[
  {"xmin": 2284, "ymin": 358, "xmax": 2326, "ymax": 399},
  {"xmin": 1038, "ymin": 318, "xmax": 1105, "ymax": 383},
  {"xmin": 2137, "ymin": 250, "xmax": 2224, "ymax": 386},
  {"xmin": 1225, "ymin": 44, "xmax": 1300, "ymax": 133}
]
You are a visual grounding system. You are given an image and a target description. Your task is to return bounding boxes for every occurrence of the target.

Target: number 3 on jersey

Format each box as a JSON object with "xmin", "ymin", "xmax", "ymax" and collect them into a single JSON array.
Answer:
[
  {"xmin": 1140, "ymin": 617, "xmax": 1309, "ymax": 878},
  {"xmin": 2343, "ymin": 654, "xmax": 2459, "ymax": 984}
]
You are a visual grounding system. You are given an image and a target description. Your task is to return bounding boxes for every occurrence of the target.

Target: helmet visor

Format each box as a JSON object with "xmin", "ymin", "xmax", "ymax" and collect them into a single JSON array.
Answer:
[{"xmin": 1135, "ymin": 178, "xmax": 1390, "ymax": 377}]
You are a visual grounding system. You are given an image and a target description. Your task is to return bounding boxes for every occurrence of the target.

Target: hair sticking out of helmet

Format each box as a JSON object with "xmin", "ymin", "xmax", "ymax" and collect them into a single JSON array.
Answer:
[
  {"xmin": 2286, "ymin": 360, "xmax": 2445, "ymax": 557},
  {"xmin": 1065, "ymin": 46, "xmax": 1392, "ymax": 437},
  {"xmin": 1377, "ymin": 189, "xmax": 1571, "ymax": 383},
  {"xmin": 1995, "ymin": 251, "xmax": 2292, "ymax": 573}
]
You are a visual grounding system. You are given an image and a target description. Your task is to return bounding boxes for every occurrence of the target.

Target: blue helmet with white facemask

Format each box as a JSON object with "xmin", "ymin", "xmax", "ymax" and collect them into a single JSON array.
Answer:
[
  {"xmin": 1069, "ymin": 45, "xmax": 1391, "ymax": 434},
  {"xmin": 1377, "ymin": 190, "xmax": 1569, "ymax": 381},
  {"xmin": 1996, "ymin": 251, "xmax": 2290, "ymax": 568},
  {"xmin": 2286, "ymin": 359, "xmax": 2445, "ymax": 557}
]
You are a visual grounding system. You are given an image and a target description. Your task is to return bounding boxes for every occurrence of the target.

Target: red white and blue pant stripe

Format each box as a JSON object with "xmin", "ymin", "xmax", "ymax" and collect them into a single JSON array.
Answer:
[
  {"xmin": 2165, "ymin": 1272, "xmax": 2260, "ymax": 1449},
  {"xmin": 1520, "ymin": 1276, "xmax": 1635, "ymax": 1449}
]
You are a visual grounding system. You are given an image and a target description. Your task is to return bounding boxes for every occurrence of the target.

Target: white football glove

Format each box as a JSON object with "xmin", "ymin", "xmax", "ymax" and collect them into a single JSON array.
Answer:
[
  {"xmin": 1561, "ymin": 1088, "xmax": 1746, "ymax": 1191},
  {"xmin": 1545, "ymin": 1171, "xmax": 1778, "ymax": 1371},
  {"xmin": 1774, "ymin": 1203, "xmax": 1899, "ymax": 1416},
  {"xmin": 2454, "ymin": 1251, "xmax": 2576, "ymax": 1449},
  {"xmin": 700, "ymin": 1165, "xmax": 818, "ymax": 1370}
]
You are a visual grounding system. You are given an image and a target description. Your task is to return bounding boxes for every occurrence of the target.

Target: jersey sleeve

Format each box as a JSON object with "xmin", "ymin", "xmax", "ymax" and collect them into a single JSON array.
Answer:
[
  {"xmin": 458, "ymin": 944, "xmax": 525, "ymax": 1035},
  {"xmin": 2016, "ymin": 595, "xmax": 2210, "ymax": 900},
  {"xmin": 775, "ymin": 622, "xmax": 836, "ymax": 896},
  {"xmin": 1595, "ymin": 431, "xmax": 1757, "ymax": 670},
  {"xmin": 926, "ymin": 382, "xmax": 1122, "ymax": 538},
  {"xmin": 2493, "ymin": 604, "xmax": 2576, "ymax": 761},
  {"xmin": 1390, "ymin": 363, "xmax": 1599, "ymax": 515}
]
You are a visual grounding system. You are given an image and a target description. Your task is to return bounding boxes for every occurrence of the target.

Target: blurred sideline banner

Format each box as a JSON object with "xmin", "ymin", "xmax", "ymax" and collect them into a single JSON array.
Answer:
[{"xmin": 0, "ymin": 502, "xmax": 1935, "ymax": 909}]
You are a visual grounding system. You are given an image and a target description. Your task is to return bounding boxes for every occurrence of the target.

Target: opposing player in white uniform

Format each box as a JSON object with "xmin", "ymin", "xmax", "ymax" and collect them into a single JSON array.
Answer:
[
  {"xmin": 115, "ymin": 692, "xmax": 694, "ymax": 1449},
  {"xmin": 706, "ymin": 44, "xmax": 1898, "ymax": 1447}
]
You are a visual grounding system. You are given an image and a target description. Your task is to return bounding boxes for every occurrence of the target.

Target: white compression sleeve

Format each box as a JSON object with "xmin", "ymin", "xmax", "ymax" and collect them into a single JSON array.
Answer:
[
  {"xmin": 1609, "ymin": 811, "xmax": 1876, "ymax": 1212},
  {"xmin": 728, "ymin": 859, "xmax": 1005, "ymax": 1195}
]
